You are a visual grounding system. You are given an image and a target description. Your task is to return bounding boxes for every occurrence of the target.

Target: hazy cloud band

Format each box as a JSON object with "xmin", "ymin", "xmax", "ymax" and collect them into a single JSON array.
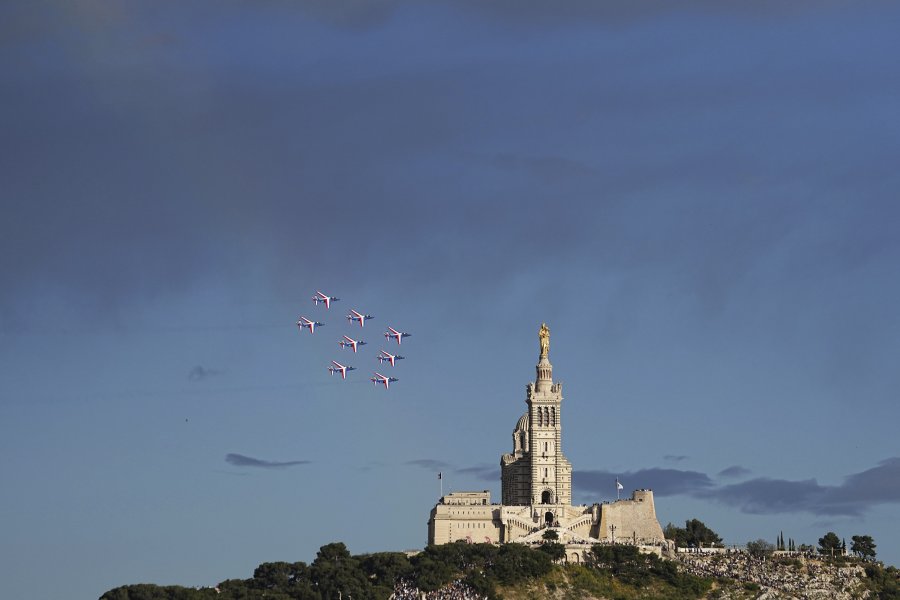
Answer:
[{"xmin": 225, "ymin": 453, "xmax": 311, "ymax": 469}]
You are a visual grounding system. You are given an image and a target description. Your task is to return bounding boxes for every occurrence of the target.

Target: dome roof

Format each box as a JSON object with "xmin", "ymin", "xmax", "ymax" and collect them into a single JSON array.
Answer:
[{"xmin": 514, "ymin": 412, "xmax": 529, "ymax": 432}]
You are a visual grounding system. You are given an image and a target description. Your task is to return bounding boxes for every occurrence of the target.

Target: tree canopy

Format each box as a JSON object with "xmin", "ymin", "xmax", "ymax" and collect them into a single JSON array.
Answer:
[
  {"xmin": 851, "ymin": 535, "xmax": 877, "ymax": 561},
  {"xmin": 818, "ymin": 532, "xmax": 842, "ymax": 556},
  {"xmin": 102, "ymin": 532, "xmax": 900, "ymax": 600},
  {"xmin": 746, "ymin": 539, "xmax": 775, "ymax": 559},
  {"xmin": 664, "ymin": 519, "xmax": 723, "ymax": 548}
]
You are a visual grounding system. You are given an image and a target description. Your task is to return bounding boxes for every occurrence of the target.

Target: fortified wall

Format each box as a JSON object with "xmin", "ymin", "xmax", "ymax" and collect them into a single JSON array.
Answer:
[{"xmin": 597, "ymin": 489, "xmax": 665, "ymax": 543}]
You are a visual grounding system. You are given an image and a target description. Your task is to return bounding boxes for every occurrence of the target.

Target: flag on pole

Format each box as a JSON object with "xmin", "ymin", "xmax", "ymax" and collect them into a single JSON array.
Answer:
[
  {"xmin": 438, "ymin": 472, "xmax": 442, "ymax": 480},
  {"xmin": 616, "ymin": 479, "xmax": 624, "ymax": 491}
]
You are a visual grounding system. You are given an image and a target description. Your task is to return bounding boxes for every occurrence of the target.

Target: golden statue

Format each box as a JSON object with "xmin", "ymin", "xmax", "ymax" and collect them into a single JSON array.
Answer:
[{"xmin": 539, "ymin": 322, "xmax": 550, "ymax": 357}]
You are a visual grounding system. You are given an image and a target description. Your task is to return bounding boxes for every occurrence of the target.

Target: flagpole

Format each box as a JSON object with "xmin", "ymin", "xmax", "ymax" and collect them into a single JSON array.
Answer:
[{"xmin": 439, "ymin": 471, "xmax": 443, "ymax": 499}]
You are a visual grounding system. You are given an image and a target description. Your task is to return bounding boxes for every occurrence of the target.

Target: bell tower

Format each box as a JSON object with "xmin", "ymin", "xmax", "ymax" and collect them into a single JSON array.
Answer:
[
  {"xmin": 527, "ymin": 323, "xmax": 572, "ymax": 507},
  {"xmin": 501, "ymin": 323, "xmax": 573, "ymax": 507}
]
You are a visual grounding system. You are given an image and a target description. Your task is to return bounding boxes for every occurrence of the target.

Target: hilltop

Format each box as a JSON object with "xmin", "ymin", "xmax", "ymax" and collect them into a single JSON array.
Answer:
[{"xmin": 100, "ymin": 541, "xmax": 899, "ymax": 600}]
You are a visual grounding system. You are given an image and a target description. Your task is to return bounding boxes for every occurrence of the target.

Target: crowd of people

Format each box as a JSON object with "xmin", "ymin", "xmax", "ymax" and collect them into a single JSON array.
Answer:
[
  {"xmin": 390, "ymin": 578, "xmax": 487, "ymax": 600},
  {"xmin": 676, "ymin": 551, "xmax": 866, "ymax": 598}
]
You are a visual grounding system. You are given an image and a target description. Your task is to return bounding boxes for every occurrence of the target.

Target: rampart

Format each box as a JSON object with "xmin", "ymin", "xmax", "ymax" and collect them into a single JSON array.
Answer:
[{"xmin": 596, "ymin": 490, "xmax": 665, "ymax": 544}]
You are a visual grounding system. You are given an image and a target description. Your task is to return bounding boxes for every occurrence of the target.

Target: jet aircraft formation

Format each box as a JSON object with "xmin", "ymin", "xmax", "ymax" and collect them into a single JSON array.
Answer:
[{"xmin": 296, "ymin": 290, "xmax": 411, "ymax": 390}]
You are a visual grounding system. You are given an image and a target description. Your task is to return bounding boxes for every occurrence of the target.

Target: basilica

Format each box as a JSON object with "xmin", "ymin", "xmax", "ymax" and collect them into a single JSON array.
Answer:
[{"xmin": 427, "ymin": 325, "xmax": 666, "ymax": 560}]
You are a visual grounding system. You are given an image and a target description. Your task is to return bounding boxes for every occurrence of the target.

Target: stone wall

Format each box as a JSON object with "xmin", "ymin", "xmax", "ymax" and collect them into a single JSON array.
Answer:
[
  {"xmin": 428, "ymin": 492, "xmax": 502, "ymax": 545},
  {"xmin": 595, "ymin": 490, "xmax": 665, "ymax": 544}
]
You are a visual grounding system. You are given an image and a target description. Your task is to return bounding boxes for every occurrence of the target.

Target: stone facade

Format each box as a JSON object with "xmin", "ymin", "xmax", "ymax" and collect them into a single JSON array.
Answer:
[
  {"xmin": 427, "ymin": 325, "xmax": 666, "ymax": 553},
  {"xmin": 427, "ymin": 491, "xmax": 502, "ymax": 545},
  {"xmin": 597, "ymin": 489, "xmax": 665, "ymax": 543},
  {"xmin": 501, "ymin": 349, "xmax": 572, "ymax": 507}
]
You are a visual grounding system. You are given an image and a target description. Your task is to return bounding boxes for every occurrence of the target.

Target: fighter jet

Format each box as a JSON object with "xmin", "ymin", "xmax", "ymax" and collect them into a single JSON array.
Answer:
[
  {"xmin": 313, "ymin": 290, "xmax": 339, "ymax": 309},
  {"xmin": 347, "ymin": 309, "xmax": 373, "ymax": 327},
  {"xmin": 371, "ymin": 372, "xmax": 398, "ymax": 389},
  {"xmin": 327, "ymin": 360, "xmax": 355, "ymax": 379},
  {"xmin": 339, "ymin": 335, "xmax": 367, "ymax": 353},
  {"xmin": 296, "ymin": 316, "xmax": 323, "ymax": 334},
  {"xmin": 384, "ymin": 326, "xmax": 411, "ymax": 345},
  {"xmin": 377, "ymin": 349, "xmax": 405, "ymax": 367}
]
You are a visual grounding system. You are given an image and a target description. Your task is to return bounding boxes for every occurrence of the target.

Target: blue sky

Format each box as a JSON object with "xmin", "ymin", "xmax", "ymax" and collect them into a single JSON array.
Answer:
[{"xmin": 2, "ymin": 2, "xmax": 899, "ymax": 598}]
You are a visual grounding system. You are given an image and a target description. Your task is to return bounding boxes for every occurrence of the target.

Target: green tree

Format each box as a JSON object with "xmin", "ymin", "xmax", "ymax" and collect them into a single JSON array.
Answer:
[
  {"xmin": 664, "ymin": 522, "xmax": 687, "ymax": 546},
  {"xmin": 251, "ymin": 560, "xmax": 316, "ymax": 597},
  {"xmin": 667, "ymin": 518, "xmax": 722, "ymax": 547},
  {"xmin": 818, "ymin": 532, "xmax": 841, "ymax": 556},
  {"xmin": 99, "ymin": 584, "xmax": 217, "ymax": 599},
  {"xmin": 542, "ymin": 529, "xmax": 559, "ymax": 541},
  {"xmin": 591, "ymin": 544, "xmax": 651, "ymax": 586},
  {"xmin": 359, "ymin": 552, "xmax": 412, "ymax": 599},
  {"xmin": 491, "ymin": 543, "xmax": 552, "ymax": 584},
  {"xmin": 746, "ymin": 539, "xmax": 775, "ymax": 559},
  {"xmin": 411, "ymin": 553, "xmax": 454, "ymax": 592},
  {"xmin": 591, "ymin": 544, "xmax": 645, "ymax": 575},
  {"xmin": 851, "ymin": 535, "xmax": 877, "ymax": 561},
  {"xmin": 864, "ymin": 564, "xmax": 900, "ymax": 600},
  {"xmin": 310, "ymin": 542, "xmax": 370, "ymax": 600},
  {"xmin": 216, "ymin": 578, "xmax": 252, "ymax": 598},
  {"xmin": 590, "ymin": 543, "xmax": 712, "ymax": 593},
  {"xmin": 538, "ymin": 541, "xmax": 566, "ymax": 561},
  {"xmin": 360, "ymin": 552, "xmax": 411, "ymax": 582}
]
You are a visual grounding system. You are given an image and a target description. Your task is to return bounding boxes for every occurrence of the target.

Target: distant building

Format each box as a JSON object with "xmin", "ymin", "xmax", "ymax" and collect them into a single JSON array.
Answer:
[{"xmin": 428, "ymin": 324, "xmax": 666, "ymax": 561}]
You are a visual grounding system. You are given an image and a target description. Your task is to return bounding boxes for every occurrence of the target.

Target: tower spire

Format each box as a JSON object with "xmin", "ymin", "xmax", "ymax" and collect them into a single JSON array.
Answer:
[{"xmin": 536, "ymin": 322, "xmax": 552, "ymax": 391}]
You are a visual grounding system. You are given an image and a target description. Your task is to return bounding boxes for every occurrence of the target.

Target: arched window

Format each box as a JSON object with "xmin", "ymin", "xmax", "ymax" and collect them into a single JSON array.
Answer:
[{"xmin": 551, "ymin": 407, "xmax": 556, "ymax": 426}]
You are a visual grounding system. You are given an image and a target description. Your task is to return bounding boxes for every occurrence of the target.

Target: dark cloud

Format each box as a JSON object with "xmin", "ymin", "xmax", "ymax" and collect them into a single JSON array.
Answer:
[
  {"xmin": 283, "ymin": 0, "xmax": 866, "ymax": 30},
  {"xmin": 704, "ymin": 458, "xmax": 900, "ymax": 516},
  {"xmin": 702, "ymin": 477, "xmax": 828, "ymax": 515},
  {"xmin": 225, "ymin": 453, "xmax": 310, "ymax": 469},
  {"xmin": 3, "ymin": 0, "xmax": 898, "ymax": 327},
  {"xmin": 575, "ymin": 467, "xmax": 715, "ymax": 498},
  {"xmin": 406, "ymin": 461, "xmax": 495, "ymax": 481},
  {"xmin": 188, "ymin": 365, "xmax": 220, "ymax": 381},
  {"xmin": 717, "ymin": 465, "xmax": 752, "ymax": 478},
  {"xmin": 575, "ymin": 459, "xmax": 900, "ymax": 517},
  {"xmin": 2, "ymin": 0, "xmax": 899, "ymax": 416},
  {"xmin": 827, "ymin": 458, "xmax": 900, "ymax": 507},
  {"xmin": 405, "ymin": 459, "xmax": 451, "ymax": 471},
  {"xmin": 456, "ymin": 464, "xmax": 498, "ymax": 482},
  {"xmin": 664, "ymin": 455, "xmax": 690, "ymax": 463}
]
